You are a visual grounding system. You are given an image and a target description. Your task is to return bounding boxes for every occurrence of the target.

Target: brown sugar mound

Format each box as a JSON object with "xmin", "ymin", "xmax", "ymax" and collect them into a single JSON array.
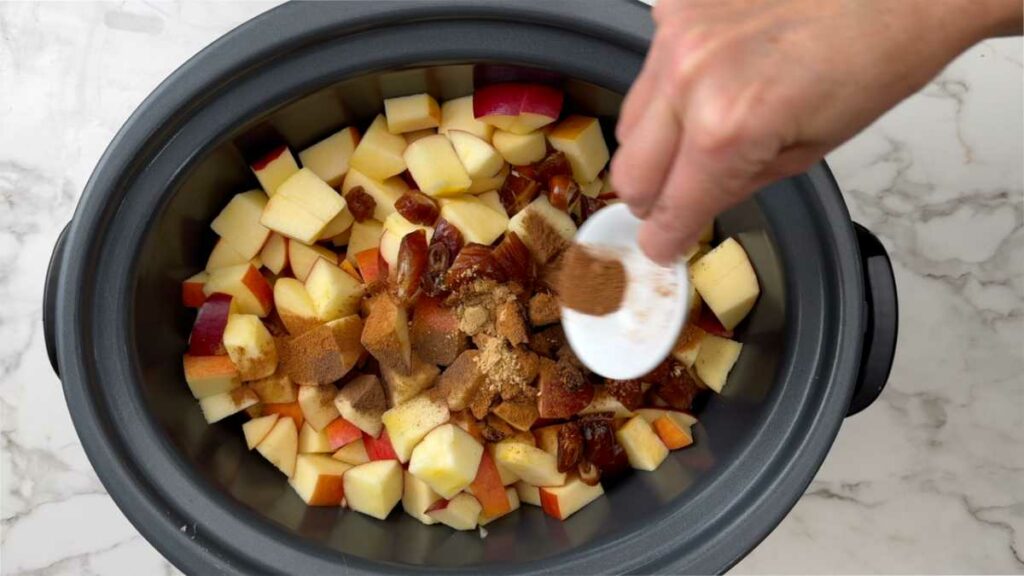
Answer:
[{"xmin": 556, "ymin": 244, "xmax": 626, "ymax": 316}]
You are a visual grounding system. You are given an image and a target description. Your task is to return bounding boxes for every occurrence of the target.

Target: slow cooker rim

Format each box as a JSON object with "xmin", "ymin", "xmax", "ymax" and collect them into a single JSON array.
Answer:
[{"xmin": 53, "ymin": 2, "xmax": 865, "ymax": 574}]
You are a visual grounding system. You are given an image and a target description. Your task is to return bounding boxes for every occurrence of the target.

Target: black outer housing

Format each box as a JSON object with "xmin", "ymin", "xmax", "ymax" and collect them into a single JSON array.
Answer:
[{"xmin": 43, "ymin": 1, "xmax": 897, "ymax": 574}]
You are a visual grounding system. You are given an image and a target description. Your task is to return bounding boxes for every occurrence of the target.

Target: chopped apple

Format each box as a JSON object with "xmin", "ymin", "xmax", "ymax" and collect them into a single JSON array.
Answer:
[
  {"xmin": 379, "ymin": 355, "xmax": 440, "ymax": 407},
  {"xmin": 298, "ymin": 421, "xmax": 334, "ymax": 453},
  {"xmin": 349, "ymin": 114, "xmax": 407, "ymax": 180},
  {"xmin": 411, "ymin": 297, "xmax": 467, "ymax": 367},
  {"xmin": 652, "ymin": 415, "xmax": 694, "ymax": 450},
  {"xmin": 579, "ymin": 387, "xmax": 635, "ymax": 418},
  {"xmin": 298, "ymin": 127, "xmax": 360, "ymax": 187},
  {"xmin": 381, "ymin": 392, "xmax": 450, "ymax": 463},
  {"xmin": 333, "ymin": 438, "xmax": 370, "ymax": 465},
  {"xmin": 334, "ymin": 374, "xmax": 387, "ymax": 437},
  {"xmin": 378, "ymin": 230, "xmax": 401, "ymax": 270},
  {"xmin": 331, "ymin": 226, "xmax": 352, "ymax": 247},
  {"xmin": 547, "ymin": 115, "xmax": 610, "ymax": 183},
  {"xmin": 477, "ymin": 190, "xmax": 504, "ymax": 215},
  {"xmin": 473, "ymin": 83, "xmax": 563, "ymax": 134},
  {"xmin": 324, "ymin": 417, "xmax": 363, "ymax": 450},
  {"xmin": 262, "ymin": 401, "xmax": 304, "ymax": 430},
  {"xmin": 404, "ymin": 134, "xmax": 472, "ymax": 197},
  {"xmin": 260, "ymin": 233, "xmax": 288, "ymax": 275},
  {"xmin": 492, "ymin": 129, "xmax": 546, "ymax": 166},
  {"xmin": 305, "ymin": 259, "xmax": 364, "ymax": 321},
  {"xmin": 402, "ymin": 470, "xmax": 442, "ymax": 525},
  {"xmin": 492, "ymin": 442, "xmax": 566, "ymax": 487},
  {"xmin": 341, "ymin": 169, "xmax": 409, "ymax": 223},
  {"xmin": 289, "ymin": 454, "xmax": 351, "ymax": 506},
  {"xmin": 182, "ymin": 271, "xmax": 208, "ymax": 308},
  {"xmin": 690, "ymin": 238, "xmax": 760, "ymax": 330},
  {"xmin": 344, "ymin": 221, "xmax": 384, "ymax": 268},
  {"xmin": 439, "ymin": 95, "xmax": 494, "ymax": 141},
  {"xmin": 188, "ymin": 292, "xmax": 233, "ymax": 356},
  {"xmin": 360, "ymin": 294, "xmax": 411, "ymax": 373},
  {"xmin": 489, "ymin": 444, "xmax": 520, "ymax": 486},
  {"xmin": 408, "ymin": 423, "xmax": 484, "ymax": 499},
  {"xmin": 515, "ymin": 481, "xmax": 541, "ymax": 507},
  {"xmin": 384, "ymin": 93, "xmax": 441, "ymax": 134},
  {"xmin": 404, "ymin": 128, "xmax": 436, "ymax": 145},
  {"xmin": 531, "ymin": 423, "xmax": 562, "ymax": 456},
  {"xmin": 343, "ymin": 460, "xmax": 403, "ymax": 520},
  {"xmin": 615, "ymin": 416, "xmax": 669, "ymax": 471},
  {"xmin": 363, "ymin": 430, "xmax": 400, "ymax": 461},
  {"xmin": 467, "ymin": 164, "xmax": 509, "ymax": 194},
  {"xmin": 249, "ymin": 371, "xmax": 296, "ymax": 403},
  {"xmin": 251, "ymin": 145, "xmax": 299, "ymax": 196},
  {"xmin": 382, "ymin": 212, "xmax": 435, "ymax": 243},
  {"xmin": 206, "ymin": 238, "xmax": 250, "ymax": 271},
  {"xmin": 438, "ymin": 196, "xmax": 509, "ymax": 245},
  {"xmin": 211, "ymin": 190, "xmax": 271, "ymax": 260},
  {"xmin": 672, "ymin": 323, "xmax": 707, "ymax": 369},
  {"xmin": 256, "ymin": 416, "xmax": 299, "ymax": 477},
  {"xmin": 203, "ymin": 264, "xmax": 273, "ymax": 317},
  {"xmin": 223, "ymin": 313, "xmax": 278, "ymax": 380},
  {"xmin": 426, "ymin": 492, "xmax": 481, "ymax": 531},
  {"xmin": 340, "ymin": 256, "xmax": 363, "ymax": 281},
  {"xmin": 467, "ymin": 449, "xmax": 510, "ymax": 517},
  {"xmin": 506, "ymin": 195, "xmax": 577, "ymax": 264},
  {"xmin": 288, "ymin": 241, "xmax": 336, "ymax": 282},
  {"xmin": 635, "ymin": 408, "xmax": 698, "ymax": 429},
  {"xmin": 199, "ymin": 387, "xmax": 259, "ymax": 424},
  {"xmin": 260, "ymin": 168, "xmax": 346, "ymax": 244},
  {"xmin": 355, "ymin": 248, "xmax": 386, "ymax": 284},
  {"xmin": 297, "ymin": 384, "xmax": 341, "ymax": 432},
  {"xmin": 273, "ymin": 278, "xmax": 318, "ymax": 336},
  {"xmin": 436, "ymin": 350, "xmax": 484, "ymax": 411},
  {"xmin": 448, "ymin": 130, "xmax": 504, "ymax": 179},
  {"xmin": 579, "ymin": 178, "xmax": 603, "ymax": 199},
  {"xmin": 183, "ymin": 354, "xmax": 240, "ymax": 399},
  {"xmin": 318, "ymin": 207, "xmax": 355, "ymax": 241},
  {"xmin": 479, "ymin": 487, "xmax": 520, "ymax": 526},
  {"xmin": 539, "ymin": 474, "xmax": 605, "ymax": 520},
  {"xmin": 694, "ymin": 333, "xmax": 743, "ymax": 393},
  {"xmin": 243, "ymin": 414, "xmax": 279, "ymax": 449}
]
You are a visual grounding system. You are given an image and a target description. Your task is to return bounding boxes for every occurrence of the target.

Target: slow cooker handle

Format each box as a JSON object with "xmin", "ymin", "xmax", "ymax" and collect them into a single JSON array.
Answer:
[
  {"xmin": 847, "ymin": 223, "xmax": 898, "ymax": 416},
  {"xmin": 44, "ymin": 223, "xmax": 69, "ymax": 378}
]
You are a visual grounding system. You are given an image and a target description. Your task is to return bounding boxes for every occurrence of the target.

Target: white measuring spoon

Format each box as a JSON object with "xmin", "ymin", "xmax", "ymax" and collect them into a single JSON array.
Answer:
[{"xmin": 560, "ymin": 203, "xmax": 690, "ymax": 380}]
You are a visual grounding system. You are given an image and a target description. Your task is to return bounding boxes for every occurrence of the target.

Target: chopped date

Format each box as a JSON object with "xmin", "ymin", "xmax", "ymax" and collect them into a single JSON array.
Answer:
[
  {"xmin": 394, "ymin": 229, "xmax": 427, "ymax": 305},
  {"xmin": 431, "ymin": 218, "xmax": 465, "ymax": 260},
  {"xmin": 556, "ymin": 421, "xmax": 583, "ymax": 473},
  {"xmin": 421, "ymin": 242, "xmax": 451, "ymax": 297},
  {"xmin": 498, "ymin": 172, "xmax": 541, "ymax": 216},
  {"xmin": 446, "ymin": 244, "xmax": 506, "ymax": 288},
  {"xmin": 492, "ymin": 232, "xmax": 535, "ymax": 286},
  {"xmin": 605, "ymin": 379, "xmax": 644, "ymax": 410},
  {"xmin": 577, "ymin": 460, "xmax": 601, "ymax": 486},
  {"xmin": 546, "ymin": 174, "xmax": 579, "ymax": 212},
  {"xmin": 533, "ymin": 151, "xmax": 572, "ymax": 183},
  {"xmin": 578, "ymin": 195, "xmax": 607, "ymax": 224},
  {"xmin": 345, "ymin": 186, "xmax": 376, "ymax": 222},
  {"xmin": 394, "ymin": 190, "xmax": 440, "ymax": 225},
  {"xmin": 655, "ymin": 361, "xmax": 701, "ymax": 411},
  {"xmin": 580, "ymin": 416, "xmax": 630, "ymax": 476}
]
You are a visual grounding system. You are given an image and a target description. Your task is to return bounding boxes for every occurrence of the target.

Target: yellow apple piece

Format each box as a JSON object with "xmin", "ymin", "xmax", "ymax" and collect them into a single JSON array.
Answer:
[
  {"xmin": 349, "ymin": 114, "xmax": 407, "ymax": 180},
  {"xmin": 259, "ymin": 233, "xmax": 288, "ymax": 275},
  {"xmin": 222, "ymin": 313, "xmax": 278, "ymax": 380},
  {"xmin": 297, "ymin": 384, "xmax": 341, "ymax": 432},
  {"xmin": 489, "ymin": 444, "xmax": 520, "ymax": 486},
  {"xmin": 438, "ymin": 195, "xmax": 509, "ymax": 245},
  {"xmin": 408, "ymin": 423, "xmax": 484, "ymax": 499},
  {"xmin": 402, "ymin": 470, "xmax": 442, "ymax": 525},
  {"xmin": 199, "ymin": 387, "xmax": 259, "ymax": 424},
  {"xmin": 298, "ymin": 421, "xmax": 334, "ymax": 454},
  {"xmin": 379, "ymin": 356, "xmax": 440, "ymax": 408},
  {"xmin": 360, "ymin": 294, "xmax": 412, "ymax": 373},
  {"xmin": 477, "ymin": 190, "xmax": 504, "ymax": 215},
  {"xmin": 492, "ymin": 129, "xmax": 546, "ymax": 166},
  {"xmin": 334, "ymin": 374, "xmax": 387, "ymax": 438},
  {"xmin": 547, "ymin": 115, "xmax": 610, "ymax": 183},
  {"xmin": 260, "ymin": 168, "xmax": 346, "ymax": 244},
  {"xmin": 243, "ymin": 414, "xmax": 279, "ymax": 449},
  {"xmin": 427, "ymin": 492, "xmax": 481, "ymax": 531},
  {"xmin": 479, "ymin": 487, "xmax": 520, "ymax": 526},
  {"xmin": 205, "ymin": 238, "xmax": 250, "ymax": 271},
  {"xmin": 579, "ymin": 388, "xmax": 635, "ymax": 418},
  {"xmin": 288, "ymin": 241, "xmax": 336, "ymax": 282},
  {"xmin": 289, "ymin": 454, "xmax": 351, "ymax": 506},
  {"xmin": 249, "ymin": 372, "xmax": 296, "ymax": 404},
  {"xmin": 203, "ymin": 263, "xmax": 273, "ymax": 317},
  {"xmin": 514, "ymin": 481, "xmax": 541, "ymax": 507},
  {"xmin": 615, "ymin": 416, "xmax": 669, "ymax": 471},
  {"xmin": 467, "ymin": 164, "xmax": 509, "ymax": 194},
  {"xmin": 404, "ymin": 128, "xmax": 436, "ymax": 145},
  {"xmin": 344, "ymin": 460, "xmax": 403, "ymax": 520},
  {"xmin": 305, "ymin": 259, "xmax": 364, "ymax": 321},
  {"xmin": 378, "ymin": 230, "xmax": 401, "ymax": 270},
  {"xmin": 256, "ymin": 416, "xmax": 299, "ymax": 477},
  {"xmin": 210, "ymin": 190, "xmax": 271, "ymax": 260},
  {"xmin": 298, "ymin": 127, "xmax": 360, "ymax": 187},
  {"xmin": 333, "ymin": 438, "xmax": 370, "ymax": 466},
  {"xmin": 251, "ymin": 145, "xmax": 299, "ymax": 196},
  {"xmin": 690, "ymin": 238, "xmax": 760, "ymax": 330},
  {"xmin": 439, "ymin": 95, "xmax": 494, "ymax": 141},
  {"xmin": 635, "ymin": 408, "xmax": 698, "ymax": 429},
  {"xmin": 318, "ymin": 207, "xmax": 355, "ymax": 242},
  {"xmin": 695, "ymin": 334, "xmax": 743, "ymax": 393},
  {"xmin": 404, "ymin": 134, "xmax": 472, "ymax": 197},
  {"xmin": 273, "ymin": 278, "xmax": 318, "ymax": 336},
  {"xmin": 384, "ymin": 93, "xmax": 441, "ymax": 134},
  {"xmin": 492, "ymin": 442, "xmax": 565, "ymax": 487},
  {"xmin": 183, "ymin": 354, "xmax": 240, "ymax": 399},
  {"xmin": 448, "ymin": 130, "xmax": 504, "ymax": 179},
  {"xmin": 580, "ymin": 178, "xmax": 603, "ymax": 199},
  {"xmin": 539, "ymin": 475, "xmax": 604, "ymax": 520},
  {"xmin": 381, "ymin": 392, "xmax": 450, "ymax": 463},
  {"xmin": 341, "ymin": 169, "xmax": 409, "ymax": 222},
  {"xmin": 345, "ymin": 220, "xmax": 385, "ymax": 265},
  {"xmin": 506, "ymin": 195, "xmax": 577, "ymax": 263},
  {"xmin": 382, "ymin": 212, "xmax": 435, "ymax": 243}
]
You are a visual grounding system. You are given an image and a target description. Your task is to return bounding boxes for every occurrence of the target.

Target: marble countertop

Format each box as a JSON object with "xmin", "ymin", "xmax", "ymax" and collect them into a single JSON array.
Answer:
[{"xmin": 1, "ymin": 2, "xmax": 1021, "ymax": 574}]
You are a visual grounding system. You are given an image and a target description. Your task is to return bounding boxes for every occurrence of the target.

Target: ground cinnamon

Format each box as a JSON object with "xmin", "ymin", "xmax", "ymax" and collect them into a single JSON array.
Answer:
[{"xmin": 556, "ymin": 244, "xmax": 627, "ymax": 316}]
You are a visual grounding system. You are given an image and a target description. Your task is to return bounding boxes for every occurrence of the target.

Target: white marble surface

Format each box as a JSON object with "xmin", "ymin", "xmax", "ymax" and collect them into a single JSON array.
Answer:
[{"xmin": 1, "ymin": 2, "xmax": 1021, "ymax": 574}]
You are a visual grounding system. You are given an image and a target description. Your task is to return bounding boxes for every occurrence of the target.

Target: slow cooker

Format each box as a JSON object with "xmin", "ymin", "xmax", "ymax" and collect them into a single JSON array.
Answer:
[{"xmin": 43, "ymin": 1, "xmax": 898, "ymax": 573}]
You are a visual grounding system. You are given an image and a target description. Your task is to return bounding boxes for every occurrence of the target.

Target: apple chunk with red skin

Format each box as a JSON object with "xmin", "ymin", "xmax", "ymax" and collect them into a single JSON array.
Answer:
[
  {"xmin": 183, "ymin": 354, "xmax": 240, "ymax": 399},
  {"xmin": 381, "ymin": 392, "xmax": 450, "ymax": 463},
  {"xmin": 203, "ymin": 264, "xmax": 273, "ymax": 317},
  {"xmin": 473, "ymin": 83, "xmax": 564, "ymax": 134},
  {"xmin": 188, "ymin": 293, "xmax": 233, "ymax": 356},
  {"xmin": 199, "ymin": 387, "xmax": 259, "ymax": 424},
  {"xmin": 243, "ymin": 414, "xmax": 279, "ymax": 449},
  {"xmin": 334, "ymin": 374, "xmax": 387, "ymax": 438},
  {"xmin": 182, "ymin": 271, "xmax": 208, "ymax": 308},
  {"xmin": 251, "ymin": 145, "xmax": 299, "ymax": 196},
  {"xmin": 344, "ymin": 460, "xmax": 403, "ymax": 520},
  {"xmin": 426, "ymin": 492, "xmax": 481, "ymax": 531},
  {"xmin": 408, "ymin": 423, "xmax": 483, "ymax": 499},
  {"xmin": 540, "ymin": 474, "xmax": 605, "ymax": 520},
  {"xmin": 289, "ymin": 454, "xmax": 352, "ymax": 506}
]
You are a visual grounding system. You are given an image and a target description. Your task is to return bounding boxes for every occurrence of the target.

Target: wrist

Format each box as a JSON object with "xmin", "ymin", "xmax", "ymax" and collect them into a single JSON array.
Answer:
[{"xmin": 949, "ymin": 0, "xmax": 1022, "ymax": 41}]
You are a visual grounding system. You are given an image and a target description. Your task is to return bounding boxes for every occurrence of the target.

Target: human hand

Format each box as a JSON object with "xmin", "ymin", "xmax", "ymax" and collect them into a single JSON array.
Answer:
[{"xmin": 612, "ymin": 0, "xmax": 1021, "ymax": 264}]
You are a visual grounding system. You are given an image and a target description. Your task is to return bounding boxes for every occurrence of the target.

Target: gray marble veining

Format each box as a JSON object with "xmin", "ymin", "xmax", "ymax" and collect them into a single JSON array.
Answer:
[{"xmin": 1, "ymin": 2, "xmax": 1021, "ymax": 574}]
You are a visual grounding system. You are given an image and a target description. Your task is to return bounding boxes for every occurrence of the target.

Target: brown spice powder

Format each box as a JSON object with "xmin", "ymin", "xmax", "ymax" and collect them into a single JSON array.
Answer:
[
  {"xmin": 522, "ymin": 211, "xmax": 570, "ymax": 264},
  {"xmin": 556, "ymin": 244, "xmax": 627, "ymax": 316},
  {"xmin": 473, "ymin": 337, "xmax": 537, "ymax": 400}
]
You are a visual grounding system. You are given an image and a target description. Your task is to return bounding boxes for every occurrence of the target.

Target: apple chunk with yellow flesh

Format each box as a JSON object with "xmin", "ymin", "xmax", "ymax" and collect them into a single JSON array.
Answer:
[
  {"xmin": 547, "ymin": 115, "xmax": 610, "ymax": 183},
  {"xmin": 695, "ymin": 333, "xmax": 743, "ymax": 393},
  {"xmin": 636, "ymin": 409, "xmax": 697, "ymax": 450},
  {"xmin": 243, "ymin": 414, "xmax": 279, "ymax": 449},
  {"xmin": 298, "ymin": 421, "xmax": 334, "ymax": 454},
  {"xmin": 384, "ymin": 93, "xmax": 441, "ymax": 134},
  {"xmin": 349, "ymin": 114, "xmax": 407, "ymax": 180},
  {"xmin": 492, "ymin": 442, "xmax": 566, "ymax": 487},
  {"xmin": 211, "ymin": 190, "xmax": 271, "ymax": 260},
  {"xmin": 473, "ymin": 83, "xmax": 563, "ymax": 134},
  {"xmin": 492, "ymin": 129, "xmax": 546, "ymax": 166},
  {"xmin": 305, "ymin": 258, "xmax": 364, "ymax": 322},
  {"xmin": 318, "ymin": 207, "xmax": 355, "ymax": 242},
  {"xmin": 288, "ymin": 241, "xmax": 336, "ymax": 283},
  {"xmin": 298, "ymin": 127, "xmax": 360, "ymax": 188},
  {"xmin": 438, "ymin": 195, "xmax": 508, "ymax": 246},
  {"xmin": 251, "ymin": 145, "xmax": 299, "ymax": 196},
  {"xmin": 290, "ymin": 454, "xmax": 352, "ymax": 506},
  {"xmin": 408, "ymin": 423, "xmax": 484, "ymax": 499},
  {"xmin": 260, "ymin": 233, "xmax": 288, "ymax": 275},
  {"xmin": 439, "ymin": 95, "xmax": 493, "ymax": 141},
  {"xmin": 273, "ymin": 278, "xmax": 319, "ymax": 336},
  {"xmin": 183, "ymin": 354, "xmax": 239, "ymax": 399},
  {"xmin": 381, "ymin": 392, "xmax": 450, "ymax": 463},
  {"xmin": 334, "ymin": 374, "xmax": 386, "ymax": 438},
  {"xmin": 402, "ymin": 470, "xmax": 442, "ymax": 525},
  {"xmin": 256, "ymin": 416, "xmax": 299, "ymax": 477},
  {"xmin": 260, "ymin": 168, "xmax": 346, "ymax": 244},
  {"xmin": 690, "ymin": 238, "xmax": 760, "ymax": 330},
  {"xmin": 297, "ymin": 384, "xmax": 341, "ymax": 432},
  {"xmin": 540, "ymin": 474, "xmax": 605, "ymax": 520},
  {"xmin": 203, "ymin": 264, "xmax": 272, "ymax": 317},
  {"xmin": 615, "ymin": 416, "xmax": 669, "ymax": 471},
  {"xmin": 342, "ymin": 169, "xmax": 408, "ymax": 223},
  {"xmin": 404, "ymin": 134, "xmax": 472, "ymax": 197},
  {"xmin": 426, "ymin": 493, "xmax": 481, "ymax": 531},
  {"xmin": 507, "ymin": 195, "xmax": 577, "ymax": 264},
  {"xmin": 479, "ymin": 487, "xmax": 520, "ymax": 526},
  {"xmin": 344, "ymin": 460, "xmax": 403, "ymax": 520},
  {"xmin": 333, "ymin": 438, "xmax": 370, "ymax": 466},
  {"xmin": 223, "ymin": 314, "xmax": 277, "ymax": 381},
  {"xmin": 514, "ymin": 481, "xmax": 541, "ymax": 507},
  {"xmin": 199, "ymin": 387, "xmax": 259, "ymax": 424},
  {"xmin": 345, "ymin": 220, "xmax": 385, "ymax": 265},
  {"xmin": 448, "ymin": 130, "xmax": 504, "ymax": 179},
  {"xmin": 206, "ymin": 238, "xmax": 250, "ymax": 271}
]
